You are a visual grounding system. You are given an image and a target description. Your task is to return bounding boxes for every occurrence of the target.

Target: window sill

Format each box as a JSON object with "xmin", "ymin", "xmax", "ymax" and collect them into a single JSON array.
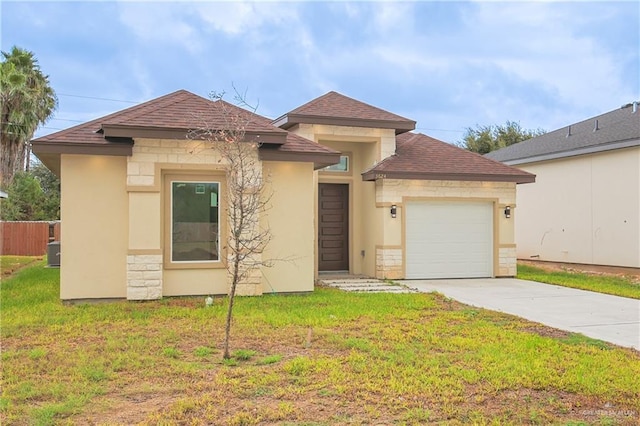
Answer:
[{"xmin": 163, "ymin": 261, "xmax": 226, "ymax": 270}]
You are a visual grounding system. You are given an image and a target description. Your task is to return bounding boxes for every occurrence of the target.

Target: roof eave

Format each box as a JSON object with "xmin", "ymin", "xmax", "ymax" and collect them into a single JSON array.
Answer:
[
  {"xmin": 31, "ymin": 140, "xmax": 133, "ymax": 156},
  {"xmin": 101, "ymin": 124, "xmax": 288, "ymax": 145},
  {"xmin": 271, "ymin": 114, "xmax": 290, "ymax": 129},
  {"xmin": 32, "ymin": 151, "xmax": 61, "ymax": 177},
  {"xmin": 361, "ymin": 170, "xmax": 536, "ymax": 184},
  {"xmin": 31, "ymin": 139, "xmax": 134, "ymax": 178},
  {"xmin": 272, "ymin": 113, "xmax": 416, "ymax": 134},
  {"xmin": 258, "ymin": 147, "xmax": 341, "ymax": 170}
]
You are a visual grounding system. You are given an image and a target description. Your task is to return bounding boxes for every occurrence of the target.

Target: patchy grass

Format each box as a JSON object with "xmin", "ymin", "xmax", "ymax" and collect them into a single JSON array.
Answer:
[
  {"xmin": 518, "ymin": 264, "xmax": 640, "ymax": 300},
  {"xmin": 0, "ymin": 256, "xmax": 42, "ymax": 277},
  {"xmin": 232, "ymin": 349, "xmax": 257, "ymax": 361},
  {"xmin": 1, "ymin": 263, "xmax": 639, "ymax": 425}
]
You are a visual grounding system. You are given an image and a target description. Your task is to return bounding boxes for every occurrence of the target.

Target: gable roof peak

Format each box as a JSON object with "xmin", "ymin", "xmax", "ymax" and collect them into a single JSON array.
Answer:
[{"xmin": 272, "ymin": 91, "xmax": 416, "ymax": 134}]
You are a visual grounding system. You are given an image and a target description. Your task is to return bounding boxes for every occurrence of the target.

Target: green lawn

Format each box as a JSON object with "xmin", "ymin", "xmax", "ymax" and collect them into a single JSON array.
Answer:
[
  {"xmin": 518, "ymin": 264, "xmax": 640, "ymax": 300},
  {"xmin": 1, "ymin": 262, "xmax": 639, "ymax": 425}
]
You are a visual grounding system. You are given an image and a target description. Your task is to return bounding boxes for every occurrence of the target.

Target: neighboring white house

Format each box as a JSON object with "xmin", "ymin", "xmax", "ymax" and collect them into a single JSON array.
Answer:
[{"xmin": 486, "ymin": 102, "xmax": 640, "ymax": 268}]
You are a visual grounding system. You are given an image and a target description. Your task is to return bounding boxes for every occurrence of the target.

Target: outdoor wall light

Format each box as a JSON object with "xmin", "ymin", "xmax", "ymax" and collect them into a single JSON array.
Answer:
[
  {"xmin": 504, "ymin": 206, "xmax": 511, "ymax": 219},
  {"xmin": 391, "ymin": 204, "xmax": 397, "ymax": 218}
]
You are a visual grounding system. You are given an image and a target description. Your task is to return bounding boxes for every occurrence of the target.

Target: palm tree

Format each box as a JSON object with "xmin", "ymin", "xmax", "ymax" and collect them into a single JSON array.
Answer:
[{"xmin": 0, "ymin": 46, "xmax": 57, "ymax": 188}]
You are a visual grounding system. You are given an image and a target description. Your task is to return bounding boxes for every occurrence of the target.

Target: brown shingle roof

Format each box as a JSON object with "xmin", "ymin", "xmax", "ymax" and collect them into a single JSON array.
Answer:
[
  {"xmin": 33, "ymin": 90, "xmax": 287, "ymax": 146},
  {"xmin": 32, "ymin": 111, "xmax": 117, "ymax": 147},
  {"xmin": 272, "ymin": 91, "xmax": 416, "ymax": 134},
  {"xmin": 362, "ymin": 133, "xmax": 535, "ymax": 184},
  {"xmin": 31, "ymin": 90, "xmax": 341, "ymax": 173},
  {"xmin": 101, "ymin": 90, "xmax": 284, "ymax": 135}
]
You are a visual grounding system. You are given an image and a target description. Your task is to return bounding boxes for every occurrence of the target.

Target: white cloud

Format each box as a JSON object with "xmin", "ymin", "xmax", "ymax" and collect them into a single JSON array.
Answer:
[
  {"xmin": 194, "ymin": 2, "xmax": 295, "ymax": 37},
  {"xmin": 370, "ymin": 2, "xmax": 415, "ymax": 34},
  {"xmin": 117, "ymin": 3, "xmax": 203, "ymax": 54},
  {"xmin": 373, "ymin": 45, "xmax": 451, "ymax": 75},
  {"xmin": 117, "ymin": 1, "xmax": 301, "ymax": 51}
]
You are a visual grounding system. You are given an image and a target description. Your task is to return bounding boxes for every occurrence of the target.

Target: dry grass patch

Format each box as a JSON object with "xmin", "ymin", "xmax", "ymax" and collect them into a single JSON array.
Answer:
[{"xmin": 1, "ymin": 255, "xmax": 42, "ymax": 277}]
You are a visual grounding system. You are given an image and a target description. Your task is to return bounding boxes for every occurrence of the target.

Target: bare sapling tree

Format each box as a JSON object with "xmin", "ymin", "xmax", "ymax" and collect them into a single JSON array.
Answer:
[{"xmin": 189, "ymin": 89, "xmax": 273, "ymax": 359}]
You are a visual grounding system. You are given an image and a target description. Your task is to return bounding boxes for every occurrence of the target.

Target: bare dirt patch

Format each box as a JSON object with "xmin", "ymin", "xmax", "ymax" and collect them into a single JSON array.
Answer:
[
  {"xmin": 520, "ymin": 324, "xmax": 572, "ymax": 340},
  {"xmin": 80, "ymin": 393, "xmax": 179, "ymax": 425},
  {"xmin": 1, "ymin": 256, "xmax": 43, "ymax": 277}
]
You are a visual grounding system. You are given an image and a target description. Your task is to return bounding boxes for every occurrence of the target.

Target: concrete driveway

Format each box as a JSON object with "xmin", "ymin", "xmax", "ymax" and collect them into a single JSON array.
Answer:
[{"xmin": 399, "ymin": 278, "xmax": 640, "ymax": 351}]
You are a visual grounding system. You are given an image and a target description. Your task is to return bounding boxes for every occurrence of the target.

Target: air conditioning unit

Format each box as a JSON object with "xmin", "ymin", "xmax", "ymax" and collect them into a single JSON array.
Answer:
[{"xmin": 47, "ymin": 241, "xmax": 60, "ymax": 267}]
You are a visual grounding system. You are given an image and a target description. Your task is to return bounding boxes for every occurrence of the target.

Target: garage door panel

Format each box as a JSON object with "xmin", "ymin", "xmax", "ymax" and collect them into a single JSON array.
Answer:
[{"xmin": 406, "ymin": 201, "xmax": 493, "ymax": 279}]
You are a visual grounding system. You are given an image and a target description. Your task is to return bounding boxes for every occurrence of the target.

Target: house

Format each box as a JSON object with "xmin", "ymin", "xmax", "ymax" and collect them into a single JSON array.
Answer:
[
  {"xmin": 32, "ymin": 90, "xmax": 534, "ymax": 301},
  {"xmin": 486, "ymin": 102, "xmax": 640, "ymax": 268}
]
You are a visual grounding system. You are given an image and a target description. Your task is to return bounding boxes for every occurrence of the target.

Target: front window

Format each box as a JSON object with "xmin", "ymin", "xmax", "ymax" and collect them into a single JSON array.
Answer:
[
  {"xmin": 322, "ymin": 155, "xmax": 349, "ymax": 172},
  {"xmin": 171, "ymin": 181, "xmax": 220, "ymax": 262}
]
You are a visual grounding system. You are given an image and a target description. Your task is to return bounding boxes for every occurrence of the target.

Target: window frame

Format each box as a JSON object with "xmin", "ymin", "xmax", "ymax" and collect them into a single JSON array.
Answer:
[
  {"xmin": 163, "ymin": 172, "xmax": 226, "ymax": 270},
  {"xmin": 319, "ymin": 153, "xmax": 352, "ymax": 175}
]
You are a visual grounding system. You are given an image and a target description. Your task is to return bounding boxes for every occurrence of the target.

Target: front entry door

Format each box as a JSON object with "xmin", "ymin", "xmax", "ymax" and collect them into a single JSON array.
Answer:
[{"xmin": 318, "ymin": 183, "xmax": 349, "ymax": 271}]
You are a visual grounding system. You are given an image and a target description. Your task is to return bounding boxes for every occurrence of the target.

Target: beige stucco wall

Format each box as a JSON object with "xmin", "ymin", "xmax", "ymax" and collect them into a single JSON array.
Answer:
[
  {"xmin": 515, "ymin": 147, "xmax": 640, "ymax": 267},
  {"xmin": 260, "ymin": 161, "xmax": 316, "ymax": 293},
  {"xmin": 315, "ymin": 140, "xmax": 379, "ymax": 276},
  {"xmin": 127, "ymin": 138, "xmax": 318, "ymax": 297},
  {"xmin": 376, "ymin": 179, "xmax": 518, "ymax": 277},
  {"xmin": 286, "ymin": 123, "xmax": 520, "ymax": 278},
  {"xmin": 58, "ymin": 131, "xmax": 525, "ymax": 298},
  {"xmin": 163, "ymin": 268, "xmax": 227, "ymax": 296},
  {"xmin": 287, "ymin": 124, "xmax": 395, "ymax": 277},
  {"xmin": 126, "ymin": 138, "xmax": 229, "ymax": 299},
  {"xmin": 59, "ymin": 138, "xmax": 318, "ymax": 300},
  {"xmin": 291, "ymin": 123, "xmax": 396, "ymax": 166},
  {"xmin": 128, "ymin": 192, "xmax": 160, "ymax": 250},
  {"xmin": 60, "ymin": 154, "xmax": 128, "ymax": 300}
]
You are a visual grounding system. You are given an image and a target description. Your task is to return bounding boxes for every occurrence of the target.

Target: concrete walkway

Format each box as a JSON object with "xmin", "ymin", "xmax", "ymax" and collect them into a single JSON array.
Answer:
[
  {"xmin": 319, "ymin": 276, "xmax": 417, "ymax": 293},
  {"xmin": 399, "ymin": 278, "xmax": 640, "ymax": 351}
]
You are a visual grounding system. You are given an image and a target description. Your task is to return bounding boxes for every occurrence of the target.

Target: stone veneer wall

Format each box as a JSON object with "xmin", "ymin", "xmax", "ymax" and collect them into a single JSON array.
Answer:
[
  {"xmin": 376, "ymin": 247, "xmax": 517, "ymax": 278},
  {"xmin": 126, "ymin": 254, "xmax": 163, "ymax": 300},
  {"xmin": 126, "ymin": 138, "xmax": 263, "ymax": 299},
  {"xmin": 498, "ymin": 247, "xmax": 517, "ymax": 276},
  {"xmin": 375, "ymin": 247, "xmax": 403, "ymax": 279},
  {"xmin": 127, "ymin": 139, "xmax": 224, "ymax": 187},
  {"xmin": 377, "ymin": 179, "xmax": 515, "ymax": 204},
  {"xmin": 234, "ymin": 268, "xmax": 263, "ymax": 296}
]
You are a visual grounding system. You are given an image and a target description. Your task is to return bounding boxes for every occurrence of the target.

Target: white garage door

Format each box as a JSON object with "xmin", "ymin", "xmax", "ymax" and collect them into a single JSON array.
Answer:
[{"xmin": 405, "ymin": 201, "xmax": 493, "ymax": 279}]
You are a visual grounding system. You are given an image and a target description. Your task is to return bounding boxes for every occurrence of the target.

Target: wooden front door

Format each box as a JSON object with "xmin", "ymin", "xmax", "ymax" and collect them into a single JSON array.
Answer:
[{"xmin": 318, "ymin": 183, "xmax": 349, "ymax": 271}]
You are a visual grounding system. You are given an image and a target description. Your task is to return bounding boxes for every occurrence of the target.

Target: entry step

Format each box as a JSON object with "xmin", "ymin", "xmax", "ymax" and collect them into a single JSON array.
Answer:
[{"xmin": 318, "ymin": 278, "xmax": 418, "ymax": 293}]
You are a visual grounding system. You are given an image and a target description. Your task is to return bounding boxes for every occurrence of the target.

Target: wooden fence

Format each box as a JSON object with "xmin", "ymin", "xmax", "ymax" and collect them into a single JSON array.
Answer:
[{"xmin": 1, "ymin": 221, "xmax": 60, "ymax": 256}]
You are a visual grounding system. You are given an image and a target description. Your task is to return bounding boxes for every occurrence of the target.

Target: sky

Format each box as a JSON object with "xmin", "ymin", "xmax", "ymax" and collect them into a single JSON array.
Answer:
[{"xmin": 2, "ymin": 0, "xmax": 639, "ymax": 144}]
